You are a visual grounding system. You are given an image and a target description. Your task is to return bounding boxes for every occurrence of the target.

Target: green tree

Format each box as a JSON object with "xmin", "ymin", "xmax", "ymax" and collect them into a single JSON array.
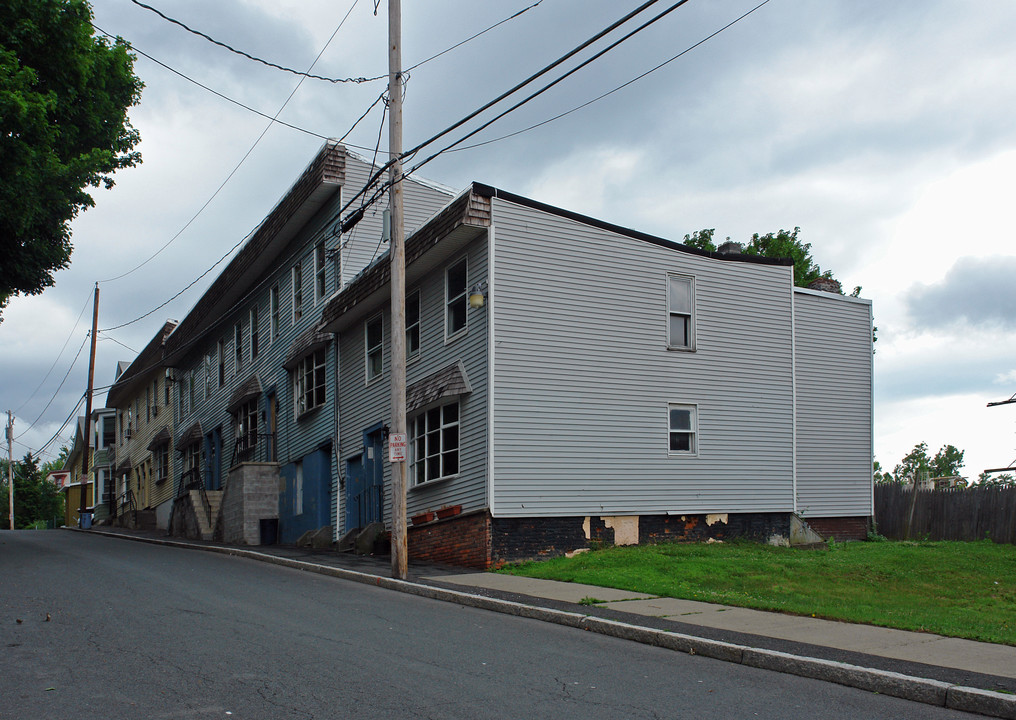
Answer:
[
  {"xmin": 0, "ymin": 0, "xmax": 143, "ymax": 320},
  {"xmin": 0, "ymin": 452, "xmax": 64, "ymax": 528},
  {"xmin": 681, "ymin": 227, "xmax": 837, "ymax": 290},
  {"xmin": 978, "ymin": 471, "xmax": 1015, "ymax": 487},
  {"xmin": 930, "ymin": 444, "xmax": 964, "ymax": 478},
  {"xmin": 893, "ymin": 441, "xmax": 931, "ymax": 484}
]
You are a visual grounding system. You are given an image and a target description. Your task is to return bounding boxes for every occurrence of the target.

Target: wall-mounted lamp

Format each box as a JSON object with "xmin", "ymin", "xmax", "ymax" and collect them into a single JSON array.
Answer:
[{"xmin": 469, "ymin": 281, "xmax": 488, "ymax": 309}]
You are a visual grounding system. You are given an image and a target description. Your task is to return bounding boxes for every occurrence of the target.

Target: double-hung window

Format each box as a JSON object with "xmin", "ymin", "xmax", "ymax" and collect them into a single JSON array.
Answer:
[
  {"xmin": 668, "ymin": 403, "xmax": 698, "ymax": 454},
  {"xmin": 365, "ymin": 315, "xmax": 383, "ymax": 381},
  {"xmin": 315, "ymin": 243, "xmax": 326, "ymax": 304},
  {"xmin": 234, "ymin": 398, "xmax": 259, "ymax": 461},
  {"xmin": 292, "ymin": 263, "xmax": 304, "ymax": 322},
  {"xmin": 410, "ymin": 401, "xmax": 460, "ymax": 485},
  {"xmin": 217, "ymin": 340, "xmax": 225, "ymax": 387},
  {"xmin": 294, "ymin": 349, "xmax": 326, "ymax": 417},
  {"xmin": 250, "ymin": 305, "xmax": 259, "ymax": 361},
  {"xmin": 406, "ymin": 290, "xmax": 421, "ymax": 358},
  {"xmin": 234, "ymin": 322, "xmax": 243, "ymax": 374},
  {"xmin": 445, "ymin": 258, "xmax": 467, "ymax": 338},
  {"xmin": 270, "ymin": 284, "xmax": 280, "ymax": 341},
  {"xmin": 668, "ymin": 274, "xmax": 695, "ymax": 350}
]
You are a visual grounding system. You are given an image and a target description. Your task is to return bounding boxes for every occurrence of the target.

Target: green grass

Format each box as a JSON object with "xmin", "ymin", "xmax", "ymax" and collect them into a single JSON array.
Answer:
[{"xmin": 498, "ymin": 540, "xmax": 1016, "ymax": 645}]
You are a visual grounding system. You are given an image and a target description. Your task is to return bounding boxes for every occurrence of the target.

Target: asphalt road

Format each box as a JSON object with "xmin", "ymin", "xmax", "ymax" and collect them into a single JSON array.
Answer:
[{"xmin": 0, "ymin": 531, "xmax": 984, "ymax": 720}]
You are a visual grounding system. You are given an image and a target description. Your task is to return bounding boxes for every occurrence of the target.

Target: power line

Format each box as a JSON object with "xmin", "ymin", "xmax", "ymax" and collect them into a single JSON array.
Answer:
[
  {"xmin": 35, "ymin": 394, "xmax": 88, "ymax": 459},
  {"xmin": 128, "ymin": 0, "xmax": 381, "ymax": 84},
  {"xmin": 448, "ymin": 0, "xmax": 772, "ymax": 153},
  {"xmin": 15, "ymin": 333, "xmax": 90, "ymax": 440},
  {"xmin": 98, "ymin": 333, "xmax": 137, "ymax": 354},
  {"xmin": 13, "ymin": 288, "xmax": 93, "ymax": 414},
  {"xmin": 98, "ymin": 0, "xmax": 362, "ymax": 285}
]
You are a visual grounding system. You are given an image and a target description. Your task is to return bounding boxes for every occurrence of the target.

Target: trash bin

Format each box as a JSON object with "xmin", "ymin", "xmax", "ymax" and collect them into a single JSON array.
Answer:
[
  {"xmin": 79, "ymin": 510, "xmax": 93, "ymax": 529},
  {"xmin": 259, "ymin": 518, "xmax": 279, "ymax": 545}
]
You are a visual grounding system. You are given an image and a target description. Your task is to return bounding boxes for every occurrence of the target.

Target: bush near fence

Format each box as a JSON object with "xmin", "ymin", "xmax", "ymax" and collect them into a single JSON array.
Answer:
[{"xmin": 874, "ymin": 483, "xmax": 1016, "ymax": 543}]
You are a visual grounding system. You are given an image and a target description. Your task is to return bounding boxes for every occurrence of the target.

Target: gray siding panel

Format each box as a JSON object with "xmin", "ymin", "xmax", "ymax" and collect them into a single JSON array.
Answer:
[
  {"xmin": 336, "ymin": 237, "xmax": 489, "ymax": 533},
  {"xmin": 793, "ymin": 290, "xmax": 873, "ymax": 517},
  {"xmin": 490, "ymin": 199, "xmax": 797, "ymax": 518}
]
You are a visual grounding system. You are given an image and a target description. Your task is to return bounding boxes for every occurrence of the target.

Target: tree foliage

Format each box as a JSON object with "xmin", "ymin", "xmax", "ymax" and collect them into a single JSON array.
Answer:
[
  {"xmin": 0, "ymin": 452, "xmax": 64, "ymax": 528},
  {"xmin": 0, "ymin": 0, "xmax": 143, "ymax": 319},
  {"xmin": 876, "ymin": 442, "xmax": 966, "ymax": 485},
  {"xmin": 681, "ymin": 227, "xmax": 837, "ymax": 290},
  {"xmin": 977, "ymin": 471, "xmax": 1016, "ymax": 487}
]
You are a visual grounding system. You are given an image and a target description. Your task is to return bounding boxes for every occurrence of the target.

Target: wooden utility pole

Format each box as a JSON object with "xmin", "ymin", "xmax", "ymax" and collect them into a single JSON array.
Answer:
[
  {"xmin": 6, "ymin": 411, "xmax": 13, "ymax": 530},
  {"xmin": 79, "ymin": 282, "xmax": 100, "ymax": 524},
  {"xmin": 387, "ymin": 0, "xmax": 408, "ymax": 579}
]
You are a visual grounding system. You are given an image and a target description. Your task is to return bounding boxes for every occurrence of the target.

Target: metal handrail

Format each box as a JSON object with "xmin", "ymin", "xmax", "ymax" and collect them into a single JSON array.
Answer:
[
  {"xmin": 116, "ymin": 489, "xmax": 136, "ymax": 518},
  {"xmin": 231, "ymin": 431, "xmax": 277, "ymax": 467},
  {"xmin": 179, "ymin": 467, "xmax": 211, "ymax": 529}
]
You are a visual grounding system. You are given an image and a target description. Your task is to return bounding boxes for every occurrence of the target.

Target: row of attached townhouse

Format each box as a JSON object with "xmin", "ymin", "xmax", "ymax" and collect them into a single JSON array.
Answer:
[
  {"xmin": 101, "ymin": 140, "xmax": 873, "ymax": 567},
  {"xmin": 60, "ymin": 408, "xmax": 115, "ymax": 527}
]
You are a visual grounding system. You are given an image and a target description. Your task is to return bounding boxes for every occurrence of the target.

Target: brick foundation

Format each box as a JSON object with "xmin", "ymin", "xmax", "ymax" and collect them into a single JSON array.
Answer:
[
  {"xmin": 802, "ymin": 516, "xmax": 869, "ymax": 541},
  {"xmin": 408, "ymin": 511, "xmax": 490, "ymax": 569},
  {"xmin": 640, "ymin": 512, "xmax": 791, "ymax": 544}
]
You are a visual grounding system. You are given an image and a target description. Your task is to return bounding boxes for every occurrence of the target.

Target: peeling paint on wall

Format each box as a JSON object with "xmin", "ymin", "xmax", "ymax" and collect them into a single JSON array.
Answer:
[
  {"xmin": 603, "ymin": 515, "xmax": 639, "ymax": 546},
  {"xmin": 582, "ymin": 516, "xmax": 591, "ymax": 539},
  {"xmin": 705, "ymin": 513, "xmax": 728, "ymax": 526}
]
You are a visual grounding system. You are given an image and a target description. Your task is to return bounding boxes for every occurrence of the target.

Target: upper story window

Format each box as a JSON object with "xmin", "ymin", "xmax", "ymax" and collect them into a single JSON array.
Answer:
[
  {"xmin": 234, "ymin": 321, "xmax": 243, "ymax": 374},
  {"xmin": 410, "ymin": 401, "xmax": 460, "ymax": 485},
  {"xmin": 145, "ymin": 385, "xmax": 151, "ymax": 422},
  {"xmin": 365, "ymin": 315, "xmax": 383, "ymax": 382},
  {"xmin": 315, "ymin": 242, "xmax": 326, "ymax": 304},
  {"xmin": 406, "ymin": 289, "xmax": 421, "ymax": 358},
  {"xmin": 293, "ymin": 348, "xmax": 326, "ymax": 418},
  {"xmin": 188, "ymin": 371, "xmax": 196, "ymax": 412},
  {"xmin": 445, "ymin": 258, "xmax": 467, "ymax": 339},
  {"xmin": 234, "ymin": 398, "xmax": 259, "ymax": 462},
  {"xmin": 668, "ymin": 403, "xmax": 698, "ymax": 455},
  {"xmin": 217, "ymin": 339, "xmax": 225, "ymax": 387},
  {"xmin": 668, "ymin": 274, "xmax": 695, "ymax": 350},
  {"xmin": 250, "ymin": 305, "xmax": 260, "ymax": 361},
  {"xmin": 270, "ymin": 284, "xmax": 280, "ymax": 342},
  {"xmin": 292, "ymin": 263, "xmax": 304, "ymax": 322},
  {"xmin": 204, "ymin": 353, "xmax": 213, "ymax": 399},
  {"xmin": 164, "ymin": 374, "xmax": 170, "ymax": 406}
]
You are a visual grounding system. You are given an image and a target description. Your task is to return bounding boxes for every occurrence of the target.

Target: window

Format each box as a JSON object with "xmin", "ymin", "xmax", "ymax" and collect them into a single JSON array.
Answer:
[
  {"xmin": 668, "ymin": 275, "xmax": 694, "ymax": 349},
  {"xmin": 164, "ymin": 375, "xmax": 170, "ymax": 406},
  {"xmin": 293, "ymin": 348, "xmax": 326, "ymax": 417},
  {"xmin": 188, "ymin": 371, "xmax": 196, "ymax": 413},
  {"xmin": 146, "ymin": 385, "xmax": 151, "ymax": 422},
  {"xmin": 668, "ymin": 403, "xmax": 698, "ymax": 454},
  {"xmin": 234, "ymin": 322, "xmax": 243, "ymax": 374},
  {"xmin": 410, "ymin": 401, "xmax": 460, "ymax": 485},
  {"xmin": 155, "ymin": 445, "xmax": 169, "ymax": 483},
  {"xmin": 250, "ymin": 305, "xmax": 259, "ymax": 361},
  {"xmin": 365, "ymin": 315, "xmax": 383, "ymax": 381},
  {"xmin": 217, "ymin": 340, "xmax": 225, "ymax": 387},
  {"xmin": 292, "ymin": 263, "xmax": 303, "ymax": 322},
  {"xmin": 315, "ymin": 242, "xmax": 326, "ymax": 304},
  {"xmin": 234, "ymin": 398, "xmax": 259, "ymax": 462},
  {"xmin": 270, "ymin": 284, "xmax": 280, "ymax": 341},
  {"xmin": 445, "ymin": 258, "xmax": 468, "ymax": 337},
  {"xmin": 406, "ymin": 289, "xmax": 421, "ymax": 358},
  {"xmin": 204, "ymin": 353, "xmax": 212, "ymax": 399}
]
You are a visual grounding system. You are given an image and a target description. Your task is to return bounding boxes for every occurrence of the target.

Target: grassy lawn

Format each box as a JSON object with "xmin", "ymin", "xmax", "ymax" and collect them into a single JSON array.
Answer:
[{"xmin": 498, "ymin": 539, "xmax": 1016, "ymax": 645}]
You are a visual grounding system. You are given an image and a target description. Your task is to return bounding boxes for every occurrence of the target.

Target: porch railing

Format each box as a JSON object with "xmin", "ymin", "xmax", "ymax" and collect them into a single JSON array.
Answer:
[
  {"xmin": 230, "ymin": 431, "xmax": 277, "ymax": 467},
  {"xmin": 178, "ymin": 467, "xmax": 211, "ymax": 529},
  {"xmin": 116, "ymin": 489, "xmax": 136, "ymax": 519}
]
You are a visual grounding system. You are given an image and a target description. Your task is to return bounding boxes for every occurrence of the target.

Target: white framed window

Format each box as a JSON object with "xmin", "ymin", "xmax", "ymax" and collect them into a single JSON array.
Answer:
[
  {"xmin": 292, "ymin": 263, "xmax": 304, "ymax": 322},
  {"xmin": 365, "ymin": 314, "xmax": 383, "ymax": 381},
  {"xmin": 406, "ymin": 289, "xmax": 421, "ymax": 358},
  {"xmin": 668, "ymin": 403, "xmax": 698, "ymax": 455},
  {"xmin": 250, "ymin": 305, "xmax": 260, "ymax": 361},
  {"xmin": 668, "ymin": 274, "xmax": 695, "ymax": 350},
  {"xmin": 410, "ymin": 401, "xmax": 460, "ymax": 485},
  {"xmin": 154, "ymin": 445, "xmax": 169, "ymax": 484},
  {"xmin": 293, "ymin": 348, "xmax": 326, "ymax": 418},
  {"xmin": 315, "ymin": 242, "xmax": 326, "ymax": 304},
  {"xmin": 445, "ymin": 257, "xmax": 468, "ymax": 339},
  {"xmin": 270, "ymin": 284, "xmax": 280, "ymax": 342},
  {"xmin": 188, "ymin": 372, "xmax": 196, "ymax": 413},
  {"xmin": 204, "ymin": 353, "xmax": 212, "ymax": 399},
  {"xmin": 217, "ymin": 339, "xmax": 225, "ymax": 387},
  {"xmin": 234, "ymin": 322, "xmax": 243, "ymax": 374}
]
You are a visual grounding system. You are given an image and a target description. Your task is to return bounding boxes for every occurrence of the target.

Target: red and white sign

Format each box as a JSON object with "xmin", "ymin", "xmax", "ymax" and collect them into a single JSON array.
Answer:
[{"xmin": 388, "ymin": 433, "xmax": 408, "ymax": 463}]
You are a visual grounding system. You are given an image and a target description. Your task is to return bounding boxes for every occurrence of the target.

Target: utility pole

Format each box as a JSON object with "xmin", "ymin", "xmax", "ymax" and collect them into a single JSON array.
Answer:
[
  {"xmin": 388, "ymin": 0, "xmax": 409, "ymax": 579},
  {"xmin": 79, "ymin": 282, "xmax": 99, "ymax": 524},
  {"xmin": 6, "ymin": 411, "xmax": 13, "ymax": 530}
]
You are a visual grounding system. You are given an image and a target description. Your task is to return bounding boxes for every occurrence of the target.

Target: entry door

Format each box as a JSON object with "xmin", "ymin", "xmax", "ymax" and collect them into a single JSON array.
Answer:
[
  {"xmin": 345, "ymin": 428, "xmax": 385, "ymax": 531},
  {"xmin": 205, "ymin": 428, "xmax": 222, "ymax": 490},
  {"xmin": 345, "ymin": 454, "xmax": 365, "ymax": 532}
]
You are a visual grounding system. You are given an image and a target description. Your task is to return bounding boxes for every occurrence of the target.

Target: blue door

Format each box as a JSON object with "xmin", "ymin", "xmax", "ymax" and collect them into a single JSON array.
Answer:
[
  {"xmin": 204, "ymin": 427, "xmax": 222, "ymax": 490},
  {"xmin": 345, "ymin": 426, "xmax": 384, "ymax": 531}
]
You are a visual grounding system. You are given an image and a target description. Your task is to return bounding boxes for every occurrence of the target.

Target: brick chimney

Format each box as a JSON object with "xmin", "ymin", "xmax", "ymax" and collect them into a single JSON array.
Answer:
[{"xmin": 807, "ymin": 277, "xmax": 842, "ymax": 294}]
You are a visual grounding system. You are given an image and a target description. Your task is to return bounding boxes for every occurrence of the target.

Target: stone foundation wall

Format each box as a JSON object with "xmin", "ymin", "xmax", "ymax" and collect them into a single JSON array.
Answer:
[
  {"xmin": 222, "ymin": 463, "xmax": 280, "ymax": 545},
  {"xmin": 168, "ymin": 495, "xmax": 201, "ymax": 540}
]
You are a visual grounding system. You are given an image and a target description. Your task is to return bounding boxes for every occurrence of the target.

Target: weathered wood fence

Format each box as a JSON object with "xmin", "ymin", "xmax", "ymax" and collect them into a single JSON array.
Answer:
[{"xmin": 874, "ymin": 484, "xmax": 1016, "ymax": 544}]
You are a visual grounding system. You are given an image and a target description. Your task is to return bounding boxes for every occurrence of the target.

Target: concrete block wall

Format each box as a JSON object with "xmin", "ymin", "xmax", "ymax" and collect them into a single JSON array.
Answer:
[{"xmin": 222, "ymin": 463, "xmax": 280, "ymax": 545}]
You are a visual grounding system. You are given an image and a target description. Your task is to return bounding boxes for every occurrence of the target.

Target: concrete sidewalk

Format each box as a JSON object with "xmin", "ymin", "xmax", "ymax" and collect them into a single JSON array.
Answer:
[{"xmin": 77, "ymin": 527, "xmax": 1016, "ymax": 719}]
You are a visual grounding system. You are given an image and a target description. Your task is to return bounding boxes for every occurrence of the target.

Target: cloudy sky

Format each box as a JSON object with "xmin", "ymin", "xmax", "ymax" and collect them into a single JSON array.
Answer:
[{"xmin": 4, "ymin": 0, "xmax": 1015, "ymax": 480}]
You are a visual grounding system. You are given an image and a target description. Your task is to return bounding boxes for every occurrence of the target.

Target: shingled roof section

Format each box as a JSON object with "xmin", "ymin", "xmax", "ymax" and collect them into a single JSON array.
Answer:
[
  {"xmin": 283, "ymin": 328, "xmax": 334, "ymax": 371},
  {"xmin": 176, "ymin": 421, "xmax": 203, "ymax": 450},
  {"xmin": 406, "ymin": 361, "xmax": 472, "ymax": 414},
  {"xmin": 320, "ymin": 184, "xmax": 492, "ymax": 330},
  {"xmin": 164, "ymin": 140, "xmax": 345, "ymax": 362},
  {"xmin": 106, "ymin": 320, "xmax": 178, "ymax": 408},
  {"xmin": 227, "ymin": 374, "xmax": 263, "ymax": 414},
  {"xmin": 146, "ymin": 426, "xmax": 172, "ymax": 451}
]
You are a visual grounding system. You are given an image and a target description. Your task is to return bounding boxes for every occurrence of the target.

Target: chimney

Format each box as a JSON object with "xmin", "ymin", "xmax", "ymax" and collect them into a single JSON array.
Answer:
[
  {"xmin": 717, "ymin": 240, "xmax": 742, "ymax": 255},
  {"xmin": 807, "ymin": 277, "xmax": 842, "ymax": 294}
]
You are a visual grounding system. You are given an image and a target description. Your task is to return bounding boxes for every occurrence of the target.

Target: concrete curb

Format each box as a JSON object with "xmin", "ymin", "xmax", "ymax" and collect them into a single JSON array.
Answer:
[{"xmin": 77, "ymin": 529, "xmax": 1016, "ymax": 719}]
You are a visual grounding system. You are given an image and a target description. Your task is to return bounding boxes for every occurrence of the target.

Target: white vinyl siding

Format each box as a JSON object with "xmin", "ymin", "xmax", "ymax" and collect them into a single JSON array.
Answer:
[
  {"xmin": 490, "ymin": 197, "xmax": 796, "ymax": 517},
  {"xmin": 794, "ymin": 289, "xmax": 873, "ymax": 517}
]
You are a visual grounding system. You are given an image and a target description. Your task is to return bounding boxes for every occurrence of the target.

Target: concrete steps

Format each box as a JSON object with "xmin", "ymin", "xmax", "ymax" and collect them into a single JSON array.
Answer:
[{"xmin": 189, "ymin": 489, "xmax": 223, "ymax": 541}]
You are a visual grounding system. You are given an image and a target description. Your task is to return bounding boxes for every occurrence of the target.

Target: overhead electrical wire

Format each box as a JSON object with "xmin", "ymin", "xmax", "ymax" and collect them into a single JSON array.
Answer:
[
  {"xmin": 15, "ymin": 333, "xmax": 90, "ymax": 440},
  {"xmin": 98, "ymin": 0, "xmax": 361, "ymax": 286},
  {"xmin": 35, "ymin": 393, "xmax": 88, "ymax": 459},
  {"xmin": 447, "ymin": 0, "xmax": 772, "ymax": 153}
]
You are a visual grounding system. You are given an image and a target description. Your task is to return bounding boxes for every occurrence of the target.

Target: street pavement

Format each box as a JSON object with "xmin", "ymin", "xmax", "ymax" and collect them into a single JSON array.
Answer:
[{"xmin": 53, "ymin": 527, "xmax": 1016, "ymax": 718}]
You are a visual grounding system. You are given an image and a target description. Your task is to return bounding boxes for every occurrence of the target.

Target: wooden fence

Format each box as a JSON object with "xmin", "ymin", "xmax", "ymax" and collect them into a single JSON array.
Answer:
[{"xmin": 874, "ymin": 484, "xmax": 1016, "ymax": 544}]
